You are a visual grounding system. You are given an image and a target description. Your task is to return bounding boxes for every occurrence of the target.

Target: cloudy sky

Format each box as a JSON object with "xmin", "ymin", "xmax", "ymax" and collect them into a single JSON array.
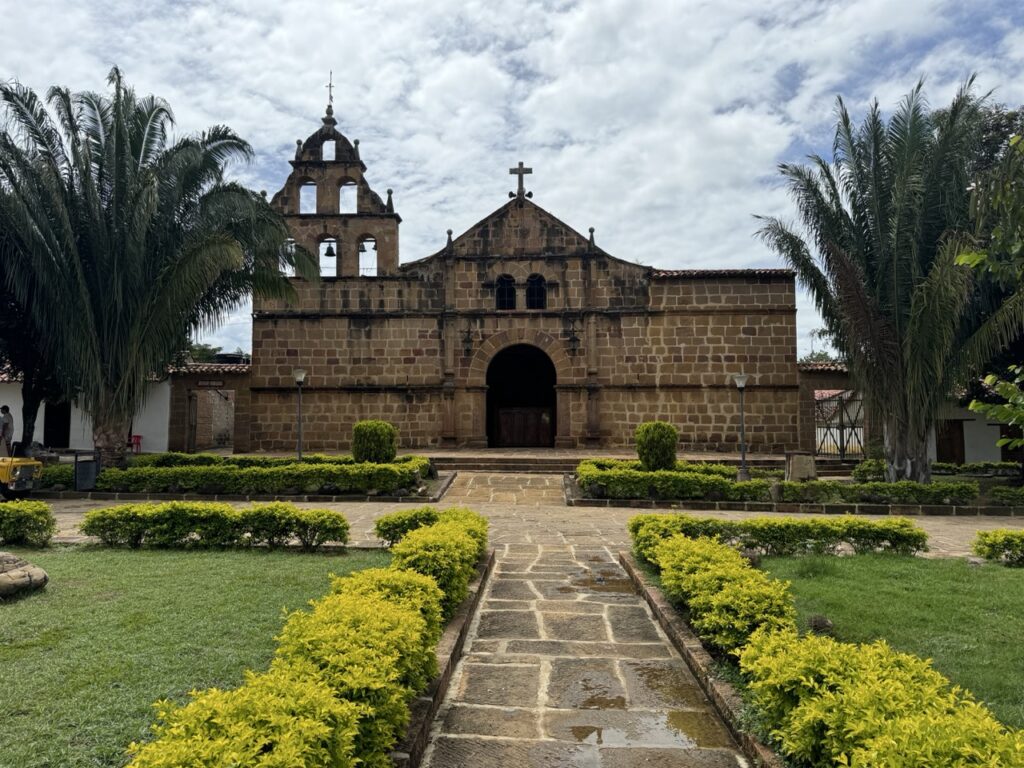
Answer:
[{"xmin": 3, "ymin": 0, "xmax": 1023, "ymax": 354}]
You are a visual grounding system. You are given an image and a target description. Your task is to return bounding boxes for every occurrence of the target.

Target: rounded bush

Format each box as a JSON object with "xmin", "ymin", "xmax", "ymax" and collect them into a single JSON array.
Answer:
[
  {"xmin": 352, "ymin": 421, "xmax": 399, "ymax": 464},
  {"xmin": 634, "ymin": 421, "xmax": 679, "ymax": 471}
]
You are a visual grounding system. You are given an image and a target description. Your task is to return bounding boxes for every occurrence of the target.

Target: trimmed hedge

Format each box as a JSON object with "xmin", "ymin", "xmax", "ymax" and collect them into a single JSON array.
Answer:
[
  {"xmin": 80, "ymin": 501, "xmax": 349, "ymax": 550},
  {"xmin": 391, "ymin": 522, "xmax": 480, "ymax": 620},
  {"xmin": 0, "ymin": 500, "xmax": 57, "ymax": 547},
  {"xmin": 39, "ymin": 463, "xmax": 75, "ymax": 489},
  {"xmin": 855, "ymin": 458, "xmax": 1022, "ymax": 481},
  {"xmin": 127, "ymin": 664, "xmax": 364, "ymax": 768},
  {"xmin": 95, "ymin": 456, "xmax": 431, "ymax": 496},
  {"xmin": 973, "ymin": 529, "xmax": 1024, "ymax": 567},
  {"xmin": 629, "ymin": 513, "xmax": 929, "ymax": 564},
  {"xmin": 579, "ymin": 460, "xmax": 978, "ymax": 504},
  {"xmin": 991, "ymin": 486, "xmax": 1024, "ymax": 506},
  {"xmin": 739, "ymin": 628, "xmax": 1024, "ymax": 767},
  {"xmin": 128, "ymin": 508, "xmax": 487, "ymax": 768},
  {"xmin": 635, "ymin": 421, "xmax": 678, "ymax": 471},
  {"xmin": 374, "ymin": 506, "xmax": 440, "ymax": 546},
  {"xmin": 128, "ymin": 452, "xmax": 429, "ymax": 470},
  {"xmin": 655, "ymin": 534, "xmax": 797, "ymax": 651},
  {"xmin": 352, "ymin": 420, "xmax": 399, "ymax": 464}
]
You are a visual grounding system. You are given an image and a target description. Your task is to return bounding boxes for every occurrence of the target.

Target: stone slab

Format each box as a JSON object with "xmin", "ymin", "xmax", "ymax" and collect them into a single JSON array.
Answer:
[{"xmin": 547, "ymin": 658, "xmax": 626, "ymax": 709}]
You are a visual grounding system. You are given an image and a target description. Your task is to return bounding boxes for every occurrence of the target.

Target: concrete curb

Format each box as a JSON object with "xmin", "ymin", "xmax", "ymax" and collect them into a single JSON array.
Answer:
[
  {"xmin": 567, "ymin": 475, "xmax": 1024, "ymax": 516},
  {"xmin": 36, "ymin": 471, "xmax": 457, "ymax": 505},
  {"xmin": 619, "ymin": 551, "xmax": 785, "ymax": 768},
  {"xmin": 392, "ymin": 548, "xmax": 496, "ymax": 768}
]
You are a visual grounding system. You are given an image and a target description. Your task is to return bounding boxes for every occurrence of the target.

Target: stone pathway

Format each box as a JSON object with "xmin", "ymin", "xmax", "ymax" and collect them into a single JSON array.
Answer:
[
  {"xmin": 444, "ymin": 472, "xmax": 566, "ymax": 506},
  {"xmin": 422, "ymin": 543, "xmax": 745, "ymax": 768}
]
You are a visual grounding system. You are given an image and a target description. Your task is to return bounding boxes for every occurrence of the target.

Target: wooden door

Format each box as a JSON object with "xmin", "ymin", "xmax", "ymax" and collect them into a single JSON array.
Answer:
[
  {"xmin": 497, "ymin": 408, "xmax": 553, "ymax": 447},
  {"xmin": 935, "ymin": 420, "xmax": 965, "ymax": 465}
]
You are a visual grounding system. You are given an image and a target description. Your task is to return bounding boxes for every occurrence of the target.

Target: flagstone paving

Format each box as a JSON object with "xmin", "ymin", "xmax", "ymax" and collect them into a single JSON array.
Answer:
[{"xmin": 421, "ymin": 542, "xmax": 746, "ymax": 768}]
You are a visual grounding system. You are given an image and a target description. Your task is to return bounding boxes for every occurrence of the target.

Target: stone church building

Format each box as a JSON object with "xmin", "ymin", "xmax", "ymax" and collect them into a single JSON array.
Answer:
[{"xmin": 246, "ymin": 104, "xmax": 801, "ymax": 452}]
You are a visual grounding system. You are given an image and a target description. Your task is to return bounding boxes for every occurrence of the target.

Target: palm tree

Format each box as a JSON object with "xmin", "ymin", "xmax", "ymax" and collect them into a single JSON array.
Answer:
[
  {"xmin": 0, "ymin": 68, "xmax": 314, "ymax": 466},
  {"xmin": 758, "ymin": 80, "xmax": 1024, "ymax": 482}
]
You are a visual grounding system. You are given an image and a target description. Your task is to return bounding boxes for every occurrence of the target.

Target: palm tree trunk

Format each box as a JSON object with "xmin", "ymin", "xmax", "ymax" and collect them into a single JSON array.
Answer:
[
  {"xmin": 93, "ymin": 413, "xmax": 131, "ymax": 468},
  {"xmin": 883, "ymin": 421, "xmax": 931, "ymax": 483},
  {"xmin": 19, "ymin": 379, "xmax": 44, "ymax": 453}
]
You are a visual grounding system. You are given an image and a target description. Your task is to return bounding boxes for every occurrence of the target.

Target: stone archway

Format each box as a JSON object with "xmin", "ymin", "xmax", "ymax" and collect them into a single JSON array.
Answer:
[{"xmin": 486, "ymin": 345, "xmax": 556, "ymax": 447}]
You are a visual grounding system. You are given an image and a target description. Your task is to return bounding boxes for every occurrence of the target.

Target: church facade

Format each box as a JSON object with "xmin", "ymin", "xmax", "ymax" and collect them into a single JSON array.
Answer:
[{"xmin": 247, "ymin": 105, "xmax": 802, "ymax": 452}]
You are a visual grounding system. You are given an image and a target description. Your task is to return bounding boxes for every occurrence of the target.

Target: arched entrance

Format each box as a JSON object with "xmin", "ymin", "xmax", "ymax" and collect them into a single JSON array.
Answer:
[{"xmin": 486, "ymin": 344, "xmax": 556, "ymax": 447}]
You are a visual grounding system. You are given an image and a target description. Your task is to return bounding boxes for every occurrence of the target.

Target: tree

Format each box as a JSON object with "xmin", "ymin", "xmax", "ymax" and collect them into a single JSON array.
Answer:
[
  {"xmin": 187, "ymin": 343, "xmax": 224, "ymax": 362},
  {"xmin": 0, "ymin": 68, "xmax": 314, "ymax": 466},
  {"xmin": 757, "ymin": 80, "xmax": 1024, "ymax": 482}
]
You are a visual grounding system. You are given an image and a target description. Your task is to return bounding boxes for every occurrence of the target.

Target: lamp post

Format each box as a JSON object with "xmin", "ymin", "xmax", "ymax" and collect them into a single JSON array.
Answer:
[
  {"xmin": 732, "ymin": 374, "xmax": 750, "ymax": 481},
  {"xmin": 293, "ymin": 368, "xmax": 307, "ymax": 460}
]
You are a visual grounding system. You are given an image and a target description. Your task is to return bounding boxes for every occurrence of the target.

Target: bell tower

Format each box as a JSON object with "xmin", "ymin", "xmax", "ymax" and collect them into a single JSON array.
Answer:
[{"xmin": 269, "ymin": 94, "xmax": 400, "ymax": 277}]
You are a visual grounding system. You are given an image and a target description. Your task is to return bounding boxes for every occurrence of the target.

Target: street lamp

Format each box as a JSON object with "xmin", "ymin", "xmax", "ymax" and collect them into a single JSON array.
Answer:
[
  {"xmin": 732, "ymin": 374, "xmax": 750, "ymax": 482},
  {"xmin": 293, "ymin": 368, "xmax": 307, "ymax": 460}
]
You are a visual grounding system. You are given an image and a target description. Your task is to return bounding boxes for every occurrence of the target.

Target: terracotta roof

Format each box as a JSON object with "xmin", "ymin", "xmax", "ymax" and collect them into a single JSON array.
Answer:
[
  {"xmin": 650, "ymin": 268, "xmax": 794, "ymax": 278},
  {"xmin": 168, "ymin": 363, "xmax": 251, "ymax": 375},
  {"xmin": 798, "ymin": 361, "xmax": 848, "ymax": 373}
]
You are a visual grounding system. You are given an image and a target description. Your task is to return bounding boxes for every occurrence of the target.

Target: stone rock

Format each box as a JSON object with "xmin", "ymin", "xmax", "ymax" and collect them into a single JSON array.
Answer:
[
  {"xmin": 0, "ymin": 552, "xmax": 49, "ymax": 598},
  {"xmin": 966, "ymin": 556, "xmax": 985, "ymax": 567},
  {"xmin": 807, "ymin": 614, "xmax": 834, "ymax": 635}
]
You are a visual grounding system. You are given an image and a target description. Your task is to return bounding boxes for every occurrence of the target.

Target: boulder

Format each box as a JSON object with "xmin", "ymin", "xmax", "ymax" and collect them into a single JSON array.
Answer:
[{"xmin": 0, "ymin": 552, "xmax": 49, "ymax": 598}]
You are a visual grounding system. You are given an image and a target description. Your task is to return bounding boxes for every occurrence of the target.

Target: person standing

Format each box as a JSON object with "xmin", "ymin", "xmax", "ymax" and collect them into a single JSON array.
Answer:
[{"xmin": 0, "ymin": 406, "xmax": 13, "ymax": 457}]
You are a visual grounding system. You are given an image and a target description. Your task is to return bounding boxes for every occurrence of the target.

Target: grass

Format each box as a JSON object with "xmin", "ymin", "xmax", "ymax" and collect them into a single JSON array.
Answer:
[
  {"xmin": 0, "ymin": 545, "xmax": 390, "ymax": 768},
  {"xmin": 762, "ymin": 553, "xmax": 1024, "ymax": 728}
]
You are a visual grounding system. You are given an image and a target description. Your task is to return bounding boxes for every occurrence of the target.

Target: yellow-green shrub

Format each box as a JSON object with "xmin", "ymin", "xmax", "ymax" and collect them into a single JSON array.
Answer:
[
  {"xmin": 351, "ymin": 420, "xmax": 399, "ymax": 464},
  {"xmin": 738, "ymin": 628, "xmax": 1024, "ymax": 767},
  {"xmin": 0, "ymin": 500, "xmax": 57, "ymax": 547},
  {"xmin": 127, "ymin": 663, "xmax": 364, "ymax": 768},
  {"xmin": 654, "ymin": 535, "xmax": 796, "ymax": 651},
  {"xmin": 373, "ymin": 505, "xmax": 439, "ymax": 546},
  {"xmin": 629, "ymin": 513, "xmax": 928, "ymax": 565},
  {"xmin": 391, "ymin": 522, "xmax": 479, "ymax": 619},
  {"xmin": 973, "ymin": 529, "xmax": 1024, "ymax": 567},
  {"xmin": 635, "ymin": 420, "xmax": 679, "ymax": 471},
  {"xmin": 331, "ymin": 568, "xmax": 444, "ymax": 647},
  {"xmin": 437, "ymin": 506, "xmax": 489, "ymax": 559},
  {"xmin": 274, "ymin": 592, "xmax": 429, "ymax": 767}
]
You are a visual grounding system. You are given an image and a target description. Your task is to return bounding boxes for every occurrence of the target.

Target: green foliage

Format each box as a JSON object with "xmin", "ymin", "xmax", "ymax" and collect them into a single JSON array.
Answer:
[
  {"xmin": 0, "ymin": 500, "xmax": 56, "ymax": 546},
  {"xmin": 38, "ymin": 463, "xmax": 75, "ymax": 488},
  {"xmin": 374, "ymin": 506, "xmax": 440, "ymax": 546},
  {"xmin": 857, "ymin": 457, "xmax": 1020, "ymax": 480},
  {"xmin": 274, "ymin": 593, "xmax": 428, "ymax": 766},
  {"xmin": 654, "ymin": 535, "xmax": 796, "ymax": 651},
  {"xmin": 629, "ymin": 513, "xmax": 927, "ymax": 565},
  {"xmin": 80, "ymin": 502, "xmax": 349, "ymax": 550},
  {"xmin": 738, "ymin": 628, "xmax": 1024, "ymax": 767},
  {"xmin": 971, "ymin": 367, "xmax": 1024, "ymax": 453},
  {"xmin": 973, "ymin": 529, "xmax": 1024, "ymax": 566},
  {"xmin": 351, "ymin": 420, "xmax": 399, "ymax": 464},
  {"xmin": 331, "ymin": 568, "xmax": 445, "ymax": 647},
  {"xmin": 577, "ymin": 461, "xmax": 751, "ymax": 501},
  {"xmin": 437, "ymin": 506, "xmax": 489, "ymax": 559},
  {"xmin": 991, "ymin": 486, "xmax": 1024, "ymax": 506},
  {"xmin": 390, "ymin": 522, "xmax": 479, "ymax": 619},
  {"xmin": 757, "ymin": 80, "xmax": 1024, "ymax": 483},
  {"xmin": 127, "ymin": 664, "xmax": 364, "ymax": 768},
  {"xmin": 0, "ymin": 70, "xmax": 315, "ymax": 468},
  {"xmin": 96, "ymin": 456, "xmax": 431, "ymax": 496},
  {"xmin": 634, "ymin": 421, "xmax": 679, "ymax": 471},
  {"xmin": 779, "ymin": 479, "xmax": 979, "ymax": 505}
]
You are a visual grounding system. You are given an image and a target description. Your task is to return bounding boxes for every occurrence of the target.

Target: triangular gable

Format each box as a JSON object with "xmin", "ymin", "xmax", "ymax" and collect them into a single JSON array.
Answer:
[{"xmin": 446, "ymin": 198, "xmax": 599, "ymax": 258}]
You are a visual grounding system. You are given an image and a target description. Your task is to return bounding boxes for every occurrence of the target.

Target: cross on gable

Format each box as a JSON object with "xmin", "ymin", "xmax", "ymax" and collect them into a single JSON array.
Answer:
[
  {"xmin": 509, "ymin": 161, "xmax": 533, "ymax": 199},
  {"xmin": 325, "ymin": 70, "xmax": 334, "ymax": 105}
]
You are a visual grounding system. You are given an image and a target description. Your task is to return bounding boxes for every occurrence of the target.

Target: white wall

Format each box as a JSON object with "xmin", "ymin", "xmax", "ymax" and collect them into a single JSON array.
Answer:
[
  {"xmin": 68, "ymin": 380, "xmax": 171, "ymax": 452},
  {"xmin": 927, "ymin": 405, "xmax": 1003, "ymax": 464},
  {"xmin": 0, "ymin": 382, "xmax": 48, "ymax": 441}
]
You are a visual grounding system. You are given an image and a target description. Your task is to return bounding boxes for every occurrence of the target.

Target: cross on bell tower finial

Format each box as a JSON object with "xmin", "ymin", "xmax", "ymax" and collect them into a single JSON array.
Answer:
[{"xmin": 508, "ymin": 161, "xmax": 533, "ymax": 200}]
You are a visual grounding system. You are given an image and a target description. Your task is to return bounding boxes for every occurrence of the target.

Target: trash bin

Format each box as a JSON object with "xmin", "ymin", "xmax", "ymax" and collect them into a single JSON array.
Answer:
[{"xmin": 74, "ymin": 452, "xmax": 99, "ymax": 491}]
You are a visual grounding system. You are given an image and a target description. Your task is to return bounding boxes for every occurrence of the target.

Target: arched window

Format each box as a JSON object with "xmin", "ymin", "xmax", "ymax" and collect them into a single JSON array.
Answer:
[
  {"xmin": 359, "ymin": 237, "xmax": 377, "ymax": 277},
  {"xmin": 319, "ymin": 238, "xmax": 338, "ymax": 277},
  {"xmin": 339, "ymin": 181, "xmax": 357, "ymax": 213},
  {"xmin": 526, "ymin": 274, "xmax": 547, "ymax": 309},
  {"xmin": 299, "ymin": 182, "xmax": 317, "ymax": 214},
  {"xmin": 496, "ymin": 275, "xmax": 516, "ymax": 310}
]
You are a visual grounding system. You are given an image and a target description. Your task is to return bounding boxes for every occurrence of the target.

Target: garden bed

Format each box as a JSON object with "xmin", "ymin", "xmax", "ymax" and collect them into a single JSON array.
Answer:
[
  {"xmin": 0, "ymin": 546, "xmax": 390, "ymax": 768},
  {"xmin": 761, "ymin": 553, "xmax": 1024, "ymax": 729}
]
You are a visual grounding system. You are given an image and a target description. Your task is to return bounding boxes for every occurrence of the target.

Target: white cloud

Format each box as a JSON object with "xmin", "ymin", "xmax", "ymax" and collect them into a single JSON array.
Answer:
[{"xmin": 2, "ymin": 0, "xmax": 1022, "ymax": 355}]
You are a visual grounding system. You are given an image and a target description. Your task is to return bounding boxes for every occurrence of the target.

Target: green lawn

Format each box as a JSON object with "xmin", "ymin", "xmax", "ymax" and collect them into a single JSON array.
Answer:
[
  {"xmin": 762, "ymin": 553, "xmax": 1024, "ymax": 728},
  {"xmin": 0, "ymin": 546, "xmax": 390, "ymax": 768}
]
